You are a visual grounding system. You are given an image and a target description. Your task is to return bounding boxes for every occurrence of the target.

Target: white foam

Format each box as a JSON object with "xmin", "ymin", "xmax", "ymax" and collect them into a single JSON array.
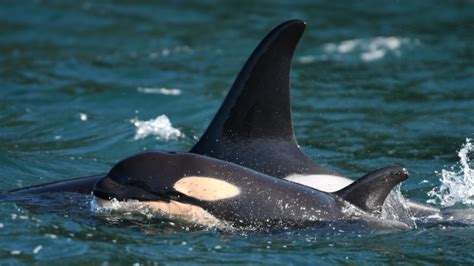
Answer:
[
  {"xmin": 91, "ymin": 198, "xmax": 154, "ymax": 219},
  {"xmin": 137, "ymin": 87, "xmax": 181, "ymax": 96},
  {"xmin": 427, "ymin": 138, "xmax": 474, "ymax": 206},
  {"xmin": 361, "ymin": 49, "xmax": 385, "ymax": 62},
  {"xmin": 33, "ymin": 245, "xmax": 42, "ymax": 254},
  {"xmin": 79, "ymin": 113, "xmax": 88, "ymax": 121},
  {"xmin": 130, "ymin": 114, "xmax": 183, "ymax": 141},
  {"xmin": 323, "ymin": 37, "xmax": 415, "ymax": 62}
]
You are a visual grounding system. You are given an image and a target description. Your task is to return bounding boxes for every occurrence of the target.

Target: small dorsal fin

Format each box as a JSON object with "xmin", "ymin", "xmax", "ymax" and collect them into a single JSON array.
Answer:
[
  {"xmin": 334, "ymin": 166, "xmax": 409, "ymax": 215},
  {"xmin": 191, "ymin": 20, "xmax": 305, "ymax": 151}
]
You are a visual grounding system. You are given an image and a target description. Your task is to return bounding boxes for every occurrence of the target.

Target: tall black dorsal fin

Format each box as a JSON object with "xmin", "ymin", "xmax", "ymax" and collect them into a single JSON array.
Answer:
[
  {"xmin": 334, "ymin": 166, "xmax": 409, "ymax": 215},
  {"xmin": 193, "ymin": 20, "xmax": 304, "ymax": 144},
  {"xmin": 191, "ymin": 20, "xmax": 335, "ymax": 177}
]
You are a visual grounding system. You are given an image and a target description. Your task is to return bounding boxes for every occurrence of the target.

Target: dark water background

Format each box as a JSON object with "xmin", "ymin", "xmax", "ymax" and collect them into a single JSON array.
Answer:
[{"xmin": 1, "ymin": 0, "xmax": 473, "ymax": 264}]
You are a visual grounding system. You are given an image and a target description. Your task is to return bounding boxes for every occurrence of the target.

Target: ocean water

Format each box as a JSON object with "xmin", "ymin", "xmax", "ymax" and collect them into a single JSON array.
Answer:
[{"xmin": 1, "ymin": 0, "xmax": 474, "ymax": 264}]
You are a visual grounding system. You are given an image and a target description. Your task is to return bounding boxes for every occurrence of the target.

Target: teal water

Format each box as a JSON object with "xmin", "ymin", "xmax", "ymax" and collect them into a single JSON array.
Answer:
[{"xmin": 1, "ymin": 0, "xmax": 474, "ymax": 264}]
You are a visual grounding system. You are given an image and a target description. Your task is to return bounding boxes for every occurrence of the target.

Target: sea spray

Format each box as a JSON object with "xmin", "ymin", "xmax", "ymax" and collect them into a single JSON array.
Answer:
[{"xmin": 427, "ymin": 138, "xmax": 474, "ymax": 206}]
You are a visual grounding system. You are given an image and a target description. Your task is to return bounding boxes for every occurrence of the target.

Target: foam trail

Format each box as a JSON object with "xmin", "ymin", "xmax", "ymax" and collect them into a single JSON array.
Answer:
[{"xmin": 427, "ymin": 138, "xmax": 474, "ymax": 206}]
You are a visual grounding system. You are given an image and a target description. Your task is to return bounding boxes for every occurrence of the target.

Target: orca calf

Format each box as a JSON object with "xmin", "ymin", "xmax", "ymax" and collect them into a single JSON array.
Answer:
[{"xmin": 92, "ymin": 151, "xmax": 409, "ymax": 229}]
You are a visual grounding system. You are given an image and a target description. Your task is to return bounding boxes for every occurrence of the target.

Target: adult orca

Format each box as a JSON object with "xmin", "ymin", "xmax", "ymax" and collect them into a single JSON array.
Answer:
[
  {"xmin": 92, "ymin": 151, "xmax": 410, "ymax": 229},
  {"xmin": 188, "ymin": 20, "xmax": 441, "ymax": 217}
]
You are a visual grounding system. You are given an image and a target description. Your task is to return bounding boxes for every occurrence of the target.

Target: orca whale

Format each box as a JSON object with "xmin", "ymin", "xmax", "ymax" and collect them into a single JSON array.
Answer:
[
  {"xmin": 188, "ymin": 20, "xmax": 442, "ymax": 218},
  {"xmin": 7, "ymin": 20, "xmax": 447, "ymax": 223},
  {"xmin": 92, "ymin": 151, "xmax": 409, "ymax": 229}
]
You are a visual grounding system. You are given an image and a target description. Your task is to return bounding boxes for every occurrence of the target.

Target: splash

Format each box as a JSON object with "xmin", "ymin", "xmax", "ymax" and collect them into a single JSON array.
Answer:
[
  {"xmin": 130, "ymin": 114, "xmax": 184, "ymax": 141},
  {"xmin": 427, "ymin": 138, "xmax": 474, "ymax": 206},
  {"xmin": 381, "ymin": 186, "xmax": 417, "ymax": 228},
  {"xmin": 91, "ymin": 197, "xmax": 155, "ymax": 219}
]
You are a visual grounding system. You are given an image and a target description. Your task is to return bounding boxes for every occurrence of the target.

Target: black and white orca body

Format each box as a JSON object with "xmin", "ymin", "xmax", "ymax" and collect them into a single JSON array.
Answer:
[
  {"xmin": 92, "ymin": 151, "xmax": 409, "ymax": 229},
  {"xmin": 8, "ymin": 20, "xmax": 444, "ymax": 225}
]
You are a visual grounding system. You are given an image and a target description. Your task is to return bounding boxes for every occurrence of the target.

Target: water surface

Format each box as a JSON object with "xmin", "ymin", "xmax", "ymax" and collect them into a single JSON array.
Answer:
[{"xmin": 1, "ymin": 0, "xmax": 473, "ymax": 264}]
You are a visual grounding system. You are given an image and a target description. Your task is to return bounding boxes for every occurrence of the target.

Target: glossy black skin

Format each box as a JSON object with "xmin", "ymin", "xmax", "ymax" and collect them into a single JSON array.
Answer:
[
  {"xmin": 93, "ymin": 152, "xmax": 407, "ymax": 228},
  {"xmin": 190, "ymin": 20, "xmax": 336, "ymax": 177}
]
